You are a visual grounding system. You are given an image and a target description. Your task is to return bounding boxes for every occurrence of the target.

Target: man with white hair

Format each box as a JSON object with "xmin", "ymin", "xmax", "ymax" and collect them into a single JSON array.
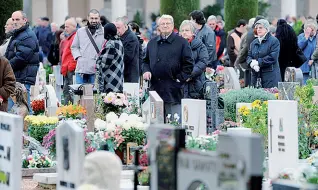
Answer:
[
  {"xmin": 114, "ymin": 16, "xmax": 140, "ymax": 82},
  {"xmin": 143, "ymin": 14, "xmax": 194, "ymax": 119},
  {"xmin": 207, "ymin": 15, "xmax": 226, "ymax": 61}
]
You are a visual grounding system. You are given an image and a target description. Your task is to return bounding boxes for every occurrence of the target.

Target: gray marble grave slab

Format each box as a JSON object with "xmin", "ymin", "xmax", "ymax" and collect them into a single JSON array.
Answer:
[
  {"xmin": 0, "ymin": 112, "xmax": 23, "ymax": 190},
  {"xmin": 56, "ymin": 121, "xmax": 85, "ymax": 190},
  {"xmin": 284, "ymin": 67, "xmax": 303, "ymax": 85},
  {"xmin": 278, "ymin": 82, "xmax": 300, "ymax": 100},
  {"xmin": 79, "ymin": 84, "xmax": 94, "ymax": 132},
  {"xmin": 215, "ymin": 109, "xmax": 225, "ymax": 128}
]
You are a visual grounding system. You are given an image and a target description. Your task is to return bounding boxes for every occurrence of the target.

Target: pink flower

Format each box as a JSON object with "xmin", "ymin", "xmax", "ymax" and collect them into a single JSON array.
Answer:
[
  {"xmin": 213, "ymin": 130, "xmax": 221, "ymax": 135},
  {"xmin": 114, "ymin": 99, "xmax": 123, "ymax": 106},
  {"xmin": 104, "ymin": 96, "xmax": 114, "ymax": 104},
  {"xmin": 27, "ymin": 155, "xmax": 33, "ymax": 161},
  {"xmin": 104, "ymin": 132, "xmax": 110, "ymax": 140},
  {"xmin": 216, "ymin": 65, "xmax": 224, "ymax": 72},
  {"xmin": 123, "ymin": 100, "xmax": 129, "ymax": 106}
]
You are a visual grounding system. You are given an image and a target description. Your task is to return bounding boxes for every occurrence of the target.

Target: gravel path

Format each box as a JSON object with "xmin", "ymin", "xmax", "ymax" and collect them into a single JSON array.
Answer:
[{"xmin": 21, "ymin": 178, "xmax": 41, "ymax": 190}]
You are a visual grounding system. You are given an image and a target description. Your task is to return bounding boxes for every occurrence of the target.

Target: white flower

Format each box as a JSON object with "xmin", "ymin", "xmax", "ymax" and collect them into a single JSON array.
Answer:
[
  {"xmin": 106, "ymin": 112, "xmax": 118, "ymax": 123},
  {"xmin": 128, "ymin": 114, "xmax": 139, "ymax": 122},
  {"xmin": 119, "ymin": 113, "xmax": 129, "ymax": 121},
  {"xmin": 136, "ymin": 122, "xmax": 145, "ymax": 130},
  {"xmin": 123, "ymin": 121, "xmax": 131, "ymax": 130},
  {"xmin": 114, "ymin": 98, "xmax": 123, "ymax": 106},
  {"xmin": 94, "ymin": 119, "xmax": 107, "ymax": 131},
  {"xmin": 106, "ymin": 123, "xmax": 116, "ymax": 132},
  {"xmin": 167, "ymin": 114, "xmax": 171, "ymax": 119},
  {"xmin": 114, "ymin": 118, "xmax": 125, "ymax": 127}
]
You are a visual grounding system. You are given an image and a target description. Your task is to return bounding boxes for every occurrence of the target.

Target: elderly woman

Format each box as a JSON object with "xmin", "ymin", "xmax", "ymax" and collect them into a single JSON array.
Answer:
[
  {"xmin": 179, "ymin": 20, "xmax": 208, "ymax": 98},
  {"xmin": 298, "ymin": 20, "xmax": 317, "ymax": 83},
  {"xmin": 247, "ymin": 19, "xmax": 281, "ymax": 88},
  {"xmin": 96, "ymin": 23, "xmax": 124, "ymax": 93},
  {"xmin": 0, "ymin": 18, "xmax": 14, "ymax": 56}
]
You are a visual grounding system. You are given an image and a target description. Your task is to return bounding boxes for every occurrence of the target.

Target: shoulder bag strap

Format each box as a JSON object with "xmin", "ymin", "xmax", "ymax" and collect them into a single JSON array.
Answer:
[{"xmin": 85, "ymin": 27, "xmax": 100, "ymax": 54}]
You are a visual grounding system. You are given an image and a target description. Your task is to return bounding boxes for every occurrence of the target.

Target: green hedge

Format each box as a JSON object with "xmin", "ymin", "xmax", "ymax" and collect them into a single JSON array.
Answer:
[
  {"xmin": 0, "ymin": 0, "xmax": 23, "ymax": 43},
  {"xmin": 160, "ymin": 0, "xmax": 199, "ymax": 29},
  {"xmin": 220, "ymin": 88, "xmax": 276, "ymax": 121},
  {"xmin": 224, "ymin": 0, "xmax": 258, "ymax": 32}
]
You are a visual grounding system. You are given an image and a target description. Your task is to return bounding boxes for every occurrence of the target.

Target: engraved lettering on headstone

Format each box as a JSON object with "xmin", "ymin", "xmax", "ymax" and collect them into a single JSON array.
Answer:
[{"xmin": 63, "ymin": 137, "xmax": 70, "ymax": 170}]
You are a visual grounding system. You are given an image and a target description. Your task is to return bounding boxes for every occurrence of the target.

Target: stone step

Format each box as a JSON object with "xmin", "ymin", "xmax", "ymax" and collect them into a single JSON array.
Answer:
[{"xmin": 33, "ymin": 170, "xmax": 135, "ymax": 185}]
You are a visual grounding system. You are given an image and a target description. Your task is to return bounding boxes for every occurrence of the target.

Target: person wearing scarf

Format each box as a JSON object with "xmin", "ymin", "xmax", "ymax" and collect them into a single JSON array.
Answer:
[
  {"xmin": 247, "ymin": 19, "xmax": 281, "ymax": 88},
  {"xmin": 179, "ymin": 20, "xmax": 209, "ymax": 99}
]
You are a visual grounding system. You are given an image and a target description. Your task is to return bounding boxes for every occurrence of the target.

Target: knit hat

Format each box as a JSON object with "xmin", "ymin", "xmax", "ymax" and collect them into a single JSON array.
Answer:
[
  {"xmin": 255, "ymin": 19, "xmax": 270, "ymax": 31},
  {"xmin": 104, "ymin": 23, "xmax": 117, "ymax": 40}
]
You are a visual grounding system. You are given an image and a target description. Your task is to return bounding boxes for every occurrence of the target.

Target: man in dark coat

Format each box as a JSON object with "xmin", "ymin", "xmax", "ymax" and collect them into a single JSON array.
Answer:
[
  {"xmin": 143, "ymin": 15, "xmax": 194, "ymax": 119},
  {"xmin": 114, "ymin": 17, "xmax": 140, "ymax": 83},
  {"xmin": 5, "ymin": 10, "xmax": 39, "ymax": 112},
  {"xmin": 36, "ymin": 17, "xmax": 52, "ymax": 58}
]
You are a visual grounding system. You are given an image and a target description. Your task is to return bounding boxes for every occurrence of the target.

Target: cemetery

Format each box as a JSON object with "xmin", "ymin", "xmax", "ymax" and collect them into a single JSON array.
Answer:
[{"xmin": 2, "ymin": 65, "xmax": 318, "ymax": 190}]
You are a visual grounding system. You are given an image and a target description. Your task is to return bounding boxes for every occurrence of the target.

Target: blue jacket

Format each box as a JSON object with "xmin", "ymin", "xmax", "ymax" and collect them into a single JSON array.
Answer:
[
  {"xmin": 247, "ymin": 33, "xmax": 281, "ymax": 88},
  {"xmin": 5, "ymin": 24, "xmax": 40, "ymax": 85},
  {"xmin": 36, "ymin": 26, "xmax": 52, "ymax": 55},
  {"xmin": 184, "ymin": 38, "xmax": 208, "ymax": 99},
  {"xmin": 298, "ymin": 33, "xmax": 317, "ymax": 73}
]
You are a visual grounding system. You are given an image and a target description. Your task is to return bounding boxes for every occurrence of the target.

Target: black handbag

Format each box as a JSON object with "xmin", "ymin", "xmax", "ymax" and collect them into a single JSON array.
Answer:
[
  {"xmin": 292, "ymin": 47, "xmax": 307, "ymax": 68},
  {"xmin": 47, "ymin": 42, "xmax": 59, "ymax": 65}
]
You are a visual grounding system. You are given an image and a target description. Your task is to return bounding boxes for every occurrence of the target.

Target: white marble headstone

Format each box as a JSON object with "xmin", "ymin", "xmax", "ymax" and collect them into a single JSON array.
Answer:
[
  {"xmin": 0, "ymin": 113, "xmax": 23, "ymax": 190},
  {"xmin": 56, "ymin": 121, "xmax": 85, "ymax": 190},
  {"xmin": 142, "ymin": 91, "xmax": 164, "ymax": 125},
  {"xmin": 43, "ymin": 85, "xmax": 58, "ymax": 117},
  {"xmin": 224, "ymin": 67, "xmax": 241, "ymax": 90},
  {"xmin": 181, "ymin": 99, "xmax": 206, "ymax": 138},
  {"xmin": 268, "ymin": 100, "xmax": 298, "ymax": 179},
  {"xmin": 227, "ymin": 127, "xmax": 252, "ymax": 135},
  {"xmin": 53, "ymin": 66, "xmax": 63, "ymax": 86}
]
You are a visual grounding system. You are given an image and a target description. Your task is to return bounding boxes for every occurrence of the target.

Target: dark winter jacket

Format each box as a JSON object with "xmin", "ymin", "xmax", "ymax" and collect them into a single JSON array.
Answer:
[
  {"xmin": 5, "ymin": 24, "xmax": 40, "ymax": 85},
  {"xmin": 143, "ymin": 32, "xmax": 194, "ymax": 103},
  {"xmin": 96, "ymin": 38, "xmax": 124, "ymax": 93},
  {"xmin": 184, "ymin": 38, "xmax": 208, "ymax": 99},
  {"xmin": 121, "ymin": 29, "xmax": 140, "ymax": 82},
  {"xmin": 196, "ymin": 25, "xmax": 217, "ymax": 69},
  {"xmin": 214, "ymin": 26, "xmax": 226, "ymax": 59},
  {"xmin": 136, "ymin": 32, "xmax": 144, "ymax": 76},
  {"xmin": 247, "ymin": 33, "xmax": 281, "ymax": 88}
]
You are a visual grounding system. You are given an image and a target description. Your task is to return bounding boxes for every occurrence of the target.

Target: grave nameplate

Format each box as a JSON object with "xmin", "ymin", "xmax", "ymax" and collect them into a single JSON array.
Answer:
[
  {"xmin": 268, "ymin": 100, "xmax": 298, "ymax": 179},
  {"xmin": 224, "ymin": 67, "xmax": 241, "ymax": 90},
  {"xmin": 0, "ymin": 113, "xmax": 23, "ymax": 190},
  {"xmin": 204, "ymin": 81, "xmax": 218, "ymax": 133},
  {"xmin": 123, "ymin": 82, "xmax": 140, "ymax": 106},
  {"xmin": 181, "ymin": 99, "xmax": 206, "ymax": 138},
  {"xmin": 142, "ymin": 91, "xmax": 164, "ymax": 125},
  {"xmin": 177, "ymin": 150, "xmax": 218, "ymax": 190},
  {"xmin": 56, "ymin": 121, "xmax": 85, "ymax": 190},
  {"xmin": 148, "ymin": 124, "xmax": 185, "ymax": 190},
  {"xmin": 43, "ymin": 85, "xmax": 58, "ymax": 117},
  {"xmin": 278, "ymin": 82, "xmax": 300, "ymax": 100}
]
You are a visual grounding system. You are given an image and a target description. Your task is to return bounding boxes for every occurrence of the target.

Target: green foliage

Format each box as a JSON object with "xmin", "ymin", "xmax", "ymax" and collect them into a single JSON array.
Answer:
[
  {"xmin": 133, "ymin": 11, "xmax": 143, "ymax": 27},
  {"xmin": 293, "ymin": 20, "xmax": 303, "ymax": 35},
  {"xmin": 0, "ymin": 0, "xmax": 23, "ymax": 43},
  {"xmin": 160, "ymin": 0, "xmax": 200, "ymax": 28},
  {"xmin": 202, "ymin": 4, "xmax": 223, "ymax": 19},
  {"xmin": 220, "ymin": 88, "xmax": 276, "ymax": 121},
  {"xmin": 138, "ymin": 169, "xmax": 150, "ymax": 185},
  {"xmin": 121, "ymin": 128, "xmax": 146, "ymax": 146},
  {"xmin": 258, "ymin": 0, "xmax": 271, "ymax": 17},
  {"xmin": 29, "ymin": 125, "xmax": 56, "ymax": 144},
  {"xmin": 295, "ymin": 80, "xmax": 318, "ymax": 159},
  {"xmin": 43, "ymin": 64, "xmax": 53, "ymax": 83},
  {"xmin": 224, "ymin": 0, "xmax": 258, "ymax": 32}
]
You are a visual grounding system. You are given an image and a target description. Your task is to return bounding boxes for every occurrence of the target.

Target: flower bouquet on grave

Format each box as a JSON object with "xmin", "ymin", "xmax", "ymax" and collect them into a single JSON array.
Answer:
[
  {"xmin": 101, "ymin": 92, "xmax": 128, "ymax": 115},
  {"xmin": 186, "ymin": 131, "xmax": 220, "ymax": 152},
  {"xmin": 205, "ymin": 65, "xmax": 225, "ymax": 88},
  {"xmin": 217, "ymin": 121, "xmax": 239, "ymax": 132},
  {"xmin": 56, "ymin": 104, "xmax": 86, "ymax": 120},
  {"xmin": 238, "ymin": 100, "xmax": 268, "ymax": 147},
  {"xmin": 25, "ymin": 115, "xmax": 59, "ymax": 143},
  {"xmin": 166, "ymin": 113, "xmax": 181, "ymax": 127},
  {"xmin": 22, "ymin": 150, "xmax": 55, "ymax": 168},
  {"xmin": 138, "ymin": 168, "xmax": 150, "ymax": 186},
  {"xmin": 31, "ymin": 99, "xmax": 45, "ymax": 115},
  {"xmin": 123, "ymin": 95, "xmax": 141, "ymax": 116}
]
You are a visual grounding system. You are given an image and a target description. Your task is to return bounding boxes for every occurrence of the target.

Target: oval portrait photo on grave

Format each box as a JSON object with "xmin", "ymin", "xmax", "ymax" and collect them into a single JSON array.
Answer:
[
  {"xmin": 187, "ymin": 181, "xmax": 209, "ymax": 190},
  {"xmin": 183, "ymin": 105, "xmax": 188, "ymax": 122}
]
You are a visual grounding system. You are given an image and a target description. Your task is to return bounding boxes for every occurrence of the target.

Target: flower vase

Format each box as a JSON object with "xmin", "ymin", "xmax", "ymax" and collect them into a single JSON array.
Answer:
[{"xmin": 115, "ymin": 149, "xmax": 125, "ymax": 164}]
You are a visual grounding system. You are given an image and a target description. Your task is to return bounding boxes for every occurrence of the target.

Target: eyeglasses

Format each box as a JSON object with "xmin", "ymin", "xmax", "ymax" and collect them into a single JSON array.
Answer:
[{"xmin": 160, "ymin": 22, "xmax": 172, "ymax": 26}]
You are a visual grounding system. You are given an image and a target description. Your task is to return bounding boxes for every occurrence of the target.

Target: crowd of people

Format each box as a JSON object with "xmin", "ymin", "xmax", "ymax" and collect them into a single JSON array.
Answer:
[{"xmin": 0, "ymin": 8, "xmax": 318, "ymax": 118}]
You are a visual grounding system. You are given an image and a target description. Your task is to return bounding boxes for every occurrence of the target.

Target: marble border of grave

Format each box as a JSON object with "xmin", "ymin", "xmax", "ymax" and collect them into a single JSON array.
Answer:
[{"xmin": 22, "ymin": 167, "xmax": 56, "ymax": 177}]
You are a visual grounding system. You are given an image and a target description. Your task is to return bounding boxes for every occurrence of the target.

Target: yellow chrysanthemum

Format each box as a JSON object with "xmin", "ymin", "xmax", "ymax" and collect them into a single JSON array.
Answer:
[
  {"xmin": 306, "ymin": 132, "xmax": 311, "ymax": 137},
  {"xmin": 314, "ymin": 130, "xmax": 318, "ymax": 137},
  {"xmin": 263, "ymin": 101, "xmax": 268, "ymax": 106},
  {"xmin": 275, "ymin": 93, "xmax": 279, "ymax": 99},
  {"xmin": 238, "ymin": 106, "xmax": 249, "ymax": 114},
  {"xmin": 252, "ymin": 100, "xmax": 261, "ymax": 108}
]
